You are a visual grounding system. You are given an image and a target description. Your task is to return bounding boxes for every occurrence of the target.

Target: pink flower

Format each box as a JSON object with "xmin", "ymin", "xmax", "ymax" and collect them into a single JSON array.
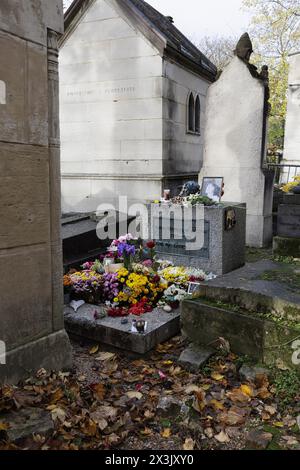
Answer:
[{"xmin": 142, "ymin": 259, "xmax": 153, "ymax": 267}]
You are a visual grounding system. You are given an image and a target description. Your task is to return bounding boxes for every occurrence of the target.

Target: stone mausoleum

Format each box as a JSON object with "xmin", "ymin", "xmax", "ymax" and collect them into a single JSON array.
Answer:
[
  {"xmin": 59, "ymin": 0, "xmax": 217, "ymax": 212},
  {"xmin": 0, "ymin": 0, "xmax": 72, "ymax": 383}
]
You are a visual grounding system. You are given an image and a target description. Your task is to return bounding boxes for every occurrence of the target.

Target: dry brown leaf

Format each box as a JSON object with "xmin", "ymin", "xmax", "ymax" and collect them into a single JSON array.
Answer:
[
  {"xmin": 161, "ymin": 428, "xmax": 171, "ymax": 438},
  {"xmin": 204, "ymin": 427, "xmax": 214, "ymax": 439},
  {"xmin": 240, "ymin": 384, "xmax": 254, "ymax": 397},
  {"xmin": 89, "ymin": 345, "xmax": 99, "ymax": 355},
  {"xmin": 264, "ymin": 405, "xmax": 277, "ymax": 416},
  {"xmin": 91, "ymin": 383, "xmax": 106, "ymax": 401},
  {"xmin": 183, "ymin": 438, "xmax": 195, "ymax": 450},
  {"xmin": 126, "ymin": 391, "xmax": 143, "ymax": 400},
  {"xmin": 82, "ymin": 419, "xmax": 98, "ymax": 437},
  {"xmin": 140, "ymin": 427, "xmax": 153, "ymax": 436},
  {"xmin": 227, "ymin": 387, "xmax": 251, "ymax": 403},
  {"xmin": 92, "ymin": 406, "xmax": 118, "ymax": 421},
  {"xmin": 0, "ymin": 422, "xmax": 9, "ymax": 431},
  {"xmin": 214, "ymin": 431, "xmax": 230, "ymax": 443},
  {"xmin": 218, "ymin": 407, "xmax": 247, "ymax": 426},
  {"xmin": 193, "ymin": 389, "xmax": 206, "ymax": 412},
  {"xmin": 211, "ymin": 372, "xmax": 224, "ymax": 381},
  {"xmin": 185, "ymin": 384, "xmax": 202, "ymax": 394},
  {"xmin": 51, "ymin": 407, "xmax": 66, "ymax": 422},
  {"xmin": 50, "ymin": 388, "xmax": 64, "ymax": 404},
  {"xmin": 96, "ymin": 352, "xmax": 116, "ymax": 362},
  {"xmin": 209, "ymin": 399, "xmax": 224, "ymax": 411}
]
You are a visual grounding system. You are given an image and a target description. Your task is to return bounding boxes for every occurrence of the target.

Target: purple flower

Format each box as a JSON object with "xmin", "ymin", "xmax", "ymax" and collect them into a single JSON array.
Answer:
[{"xmin": 117, "ymin": 242, "xmax": 136, "ymax": 258}]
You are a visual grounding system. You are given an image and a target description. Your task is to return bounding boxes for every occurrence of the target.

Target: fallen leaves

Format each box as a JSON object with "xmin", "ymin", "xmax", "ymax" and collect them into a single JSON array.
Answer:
[
  {"xmin": 126, "ymin": 391, "xmax": 143, "ymax": 400},
  {"xmin": 89, "ymin": 345, "xmax": 99, "ymax": 355},
  {"xmin": 161, "ymin": 428, "xmax": 171, "ymax": 438},
  {"xmin": 0, "ymin": 336, "xmax": 299, "ymax": 452},
  {"xmin": 49, "ymin": 407, "xmax": 66, "ymax": 423},
  {"xmin": 95, "ymin": 352, "xmax": 116, "ymax": 362},
  {"xmin": 211, "ymin": 372, "xmax": 224, "ymax": 381},
  {"xmin": 183, "ymin": 437, "xmax": 195, "ymax": 450},
  {"xmin": 214, "ymin": 431, "xmax": 230, "ymax": 443},
  {"xmin": 90, "ymin": 383, "xmax": 106, "ymax": 401}
]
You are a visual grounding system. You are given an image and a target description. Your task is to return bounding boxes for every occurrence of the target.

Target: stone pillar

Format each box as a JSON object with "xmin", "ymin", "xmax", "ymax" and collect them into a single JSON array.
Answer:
[
  {"xmin": 0, "ymin": 1, "xmax": 72, "ymax": 384},
  {"xmin": 281, "ymin": 53, "xmax": 300, "ymax": 182},
  {"xmin": 199, "ymin": 34, "xmax": 274, "ymax": 247}
]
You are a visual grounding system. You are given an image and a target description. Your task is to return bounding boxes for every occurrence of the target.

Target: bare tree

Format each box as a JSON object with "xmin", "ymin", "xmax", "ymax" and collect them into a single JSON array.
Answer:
[{"xmin": 197, "ymin": 36, "xmax": 237, "ymax": 70}]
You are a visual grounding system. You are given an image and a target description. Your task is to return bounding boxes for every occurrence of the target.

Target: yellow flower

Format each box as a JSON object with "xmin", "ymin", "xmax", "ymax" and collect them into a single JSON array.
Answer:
[{"xmin": 113, "ymin": 297, "xmax": 119, "ymax": 303}]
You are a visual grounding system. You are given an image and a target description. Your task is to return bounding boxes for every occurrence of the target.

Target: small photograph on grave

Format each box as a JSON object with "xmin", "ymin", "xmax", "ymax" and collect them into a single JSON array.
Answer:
[
  {"xmin": 201, "ymin": 177, "xmax": 224, "ymax": 203},
  {"xmin": 187, "ymin": 282, "xmax": 201, "ymax": 295}
]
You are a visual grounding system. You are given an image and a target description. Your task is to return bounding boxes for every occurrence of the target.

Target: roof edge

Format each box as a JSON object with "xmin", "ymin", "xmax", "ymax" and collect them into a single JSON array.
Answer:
[{"xmin": 62, "ymin": 0, "xmax": 217, "ymax": 81}]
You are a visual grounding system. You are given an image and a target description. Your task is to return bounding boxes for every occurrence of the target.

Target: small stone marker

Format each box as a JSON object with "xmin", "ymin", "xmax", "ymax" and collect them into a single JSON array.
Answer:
[{"xmin": 179, "ymin": 344, "xmax": 215, "ymax": 372}]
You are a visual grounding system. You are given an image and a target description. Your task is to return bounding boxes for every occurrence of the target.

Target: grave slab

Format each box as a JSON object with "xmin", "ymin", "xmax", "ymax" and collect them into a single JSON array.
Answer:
[
  {"xmin": 64, "ymin": 304, "xmax": 180, "ymax": 354},
  {"xmin": 196, "ymin": 259, "xmax": 300, "ymax": 318},
  {"xmin": 181, "ymin": 260, "xmax": 300, "ymax": 371},
  {"xmin": 179, "ymin": 344, "xmax": 215, "ymax": 372}
]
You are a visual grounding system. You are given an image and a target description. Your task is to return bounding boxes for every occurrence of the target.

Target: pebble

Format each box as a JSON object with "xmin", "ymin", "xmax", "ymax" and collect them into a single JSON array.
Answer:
[{"xmin": 163, "ymin": 305, "xmax": 172, "ymax": 313}]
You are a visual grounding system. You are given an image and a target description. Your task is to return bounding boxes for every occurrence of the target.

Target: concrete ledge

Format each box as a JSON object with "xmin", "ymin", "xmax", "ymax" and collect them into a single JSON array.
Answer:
[
  {"xmin": 64, "ymin": 305, "xmax": 180, "ymax": 354},
  {"xmin": 0, "ymin": 330, "xmax": 73, "ymax": 384},
  {"xmin": 181, "ymin": 299, "xmax": 300, "ymax": 371}
]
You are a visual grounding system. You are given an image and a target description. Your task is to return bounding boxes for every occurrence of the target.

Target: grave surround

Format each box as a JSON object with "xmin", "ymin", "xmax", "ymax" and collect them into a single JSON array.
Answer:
[{"xmin": 64, "ymin": 304, "xmax": 181, "ymax": 354}]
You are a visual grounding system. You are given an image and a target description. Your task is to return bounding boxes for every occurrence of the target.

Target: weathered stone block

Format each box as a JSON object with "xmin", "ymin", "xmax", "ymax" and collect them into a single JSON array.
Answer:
[
  {"xmin": 64, "ymin": 304, "xmax": 180, "ymax": 354},
  {"xmin": 273, "ymin": 236, "xmax": 300, "ymax": 257},
  {"xmin": 181, "ymin": 298, "xmax": 300, "ymax": 371},
  {"xmin": 0, "ymin": 1, "xmax": 72, "ymax": 384},
  {"xmin": 0, "ymin": 407, "xmax": 54, "ymax": 443},
  {"xmin": 179, "ymin": 344, "xmax": 214, "ymax": 372}
]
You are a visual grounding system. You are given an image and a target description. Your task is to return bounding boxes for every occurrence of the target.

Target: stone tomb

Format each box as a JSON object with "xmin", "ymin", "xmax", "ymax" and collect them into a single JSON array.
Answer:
[
  {"xmin": 181, "ymin": 260, "xmax": 300, "ymax": 371},
  {"xmin": 64, "ymin": 304, "xmax": 180, "ymax": 354},
  {"xmin": 200, "ymin": 34, "xmax": 274, "ymax": 248},
  {"xmin": 273, "ymin": 193, "xmax": 300, "ymax": 257},
  {"xmin": 149, "ymin": 202, "xmax": 246, "ymax": 276}
]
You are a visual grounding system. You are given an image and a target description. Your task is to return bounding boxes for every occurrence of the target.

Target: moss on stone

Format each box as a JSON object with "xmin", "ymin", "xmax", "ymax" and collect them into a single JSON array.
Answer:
[{"xmin": 273, "ymin": 236, "xmax": 300, "ymax": 257}]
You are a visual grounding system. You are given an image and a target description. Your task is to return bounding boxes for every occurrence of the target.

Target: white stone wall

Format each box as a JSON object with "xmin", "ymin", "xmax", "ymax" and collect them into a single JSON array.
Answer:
[
  {"xmin": 200, "ymin": 56, "xmax": 273, "ymax": 247},
  {"xmin": 60, "ymin": 0, "xmax": 164, "ymax": 212},
  {"xmin": 282, "ymin": 53, "xmax": 300, "ymax": 179},
  {"xmin": 162, "ymin": 61, "xmax": 209, "ymax": 177}
]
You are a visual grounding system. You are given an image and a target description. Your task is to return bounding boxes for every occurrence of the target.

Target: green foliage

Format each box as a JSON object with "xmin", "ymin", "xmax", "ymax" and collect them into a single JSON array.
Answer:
[
  {"xmin": 243, "ymin": 0, "xmax": 300, "ymax": 149},
  {"xmin": 272, "ymin": 368, "xmax": 300, "ymax": 406}
]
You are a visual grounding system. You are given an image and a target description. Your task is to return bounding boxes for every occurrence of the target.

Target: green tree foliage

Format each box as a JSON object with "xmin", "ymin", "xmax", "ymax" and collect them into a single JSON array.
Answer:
[{"xmin": 243, "ymin": 0, "xmax": 300, "ymax": 149}]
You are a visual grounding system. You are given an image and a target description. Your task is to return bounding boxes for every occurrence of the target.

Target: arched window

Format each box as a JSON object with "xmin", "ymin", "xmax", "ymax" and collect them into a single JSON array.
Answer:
[
  {"xmin": 187, "ymin": 92, "xmax": 201, "ymax": 135},
  {"xmin": 195, "ymin": 95, "xmax": 201, "ymax": 134},
  {"xmin": 188, "ymin": 93, "xmax": 195, "ymax": 132},
  {"xmin": 0, "ymin": 80, "xmax": 6, "ymax": 105}
]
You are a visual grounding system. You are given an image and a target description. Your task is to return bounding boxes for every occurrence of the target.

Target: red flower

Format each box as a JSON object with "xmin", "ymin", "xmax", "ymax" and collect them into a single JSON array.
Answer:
[
  {"xmin": 107, "ymin": 307, "xmax": 129, "ymax": 318},
  {"xmin": 146, "ymin": 240, "xmax": 156, "ymax": 249}
]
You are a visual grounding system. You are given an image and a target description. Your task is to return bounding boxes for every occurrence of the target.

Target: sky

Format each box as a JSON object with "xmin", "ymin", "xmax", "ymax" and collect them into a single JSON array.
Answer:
[{"xmin": 64, "ymin": 0, "xmax": 251, "ymax": 41}]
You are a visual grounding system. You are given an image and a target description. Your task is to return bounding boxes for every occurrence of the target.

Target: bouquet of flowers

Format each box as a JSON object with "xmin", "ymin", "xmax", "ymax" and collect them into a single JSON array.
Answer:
[{"xmin": 69, "ymin": 271, "xmax": 103, "ymax": 304}]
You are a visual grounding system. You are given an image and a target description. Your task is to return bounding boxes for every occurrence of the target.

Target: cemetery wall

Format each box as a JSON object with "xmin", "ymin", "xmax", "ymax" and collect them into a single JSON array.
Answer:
[{"xmin": 0, "ymin": 0, "xmax": 72, "ymax": 383}]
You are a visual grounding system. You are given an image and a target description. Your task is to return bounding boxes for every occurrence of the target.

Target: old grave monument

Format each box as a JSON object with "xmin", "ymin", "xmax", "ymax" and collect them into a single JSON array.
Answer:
[
  {"xmin": 281, "ymin": 52, "xmax": 300, "ymax": 182},
  {"xmin": 0, "ymin": 0, "xmax": 72, "ymax": 383},
  {"xmin": 200, "ymin": 34, "xmax": 274, "ymax": 248}
]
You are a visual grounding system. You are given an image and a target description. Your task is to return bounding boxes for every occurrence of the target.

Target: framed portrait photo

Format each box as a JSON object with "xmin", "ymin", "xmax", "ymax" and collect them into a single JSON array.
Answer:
[
  {"xmin": 187, "ymin": 282, "xmax": 201, "ymax": 295},
  {"xmin": 201, "ymin": 177, "xmax": 224, "ymax": 203}
]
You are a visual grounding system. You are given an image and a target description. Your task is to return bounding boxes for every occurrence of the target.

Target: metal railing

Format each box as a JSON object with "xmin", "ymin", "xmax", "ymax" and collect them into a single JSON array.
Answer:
[{"xmin": 267, "ymin": 163, "xmax": 300, "ymax": 185}]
